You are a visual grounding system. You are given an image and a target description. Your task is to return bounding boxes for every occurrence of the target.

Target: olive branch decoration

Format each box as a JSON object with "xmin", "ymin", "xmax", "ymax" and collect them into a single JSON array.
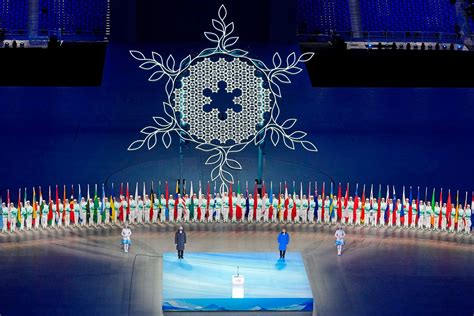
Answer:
[{"xmin": 128, "ymin": 4, "xmax": 317, "ymax": 194}]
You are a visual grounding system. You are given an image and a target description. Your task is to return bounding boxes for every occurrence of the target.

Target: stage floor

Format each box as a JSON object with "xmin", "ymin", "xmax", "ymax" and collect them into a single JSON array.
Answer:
[
  {"xmin": 163, "ymin": 252, "xmax": 313, "ymax": 312},
  {"xmin": 0, "ymin": 223, "xmax": 472, "ymax": 316}
]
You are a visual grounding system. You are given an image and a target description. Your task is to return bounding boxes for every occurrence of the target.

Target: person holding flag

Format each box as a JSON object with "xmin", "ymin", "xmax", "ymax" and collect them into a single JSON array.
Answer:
[
  {"xmin": 1, "ymin": 202, "xmax": 7, "ymax": 233},
  {"xmin": 10, "ymin": 201, "xmax": 17, "ymax": 232},
  {"xmin": 464, "ymin": 196, "xmax": 471, "ymax": 234},
  {"xmin": 309, "ymin": 194, "xmax": 316, "ymax": 224},
  {"xmin": 25, "ymin": 200, "xmax": 33, "ymax": 230}
]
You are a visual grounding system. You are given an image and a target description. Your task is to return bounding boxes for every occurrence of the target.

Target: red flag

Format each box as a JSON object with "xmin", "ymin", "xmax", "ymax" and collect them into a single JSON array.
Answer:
[
  {"xmin": 119, "ymin": 183, "xmax": 124, "ymax": 222},
  {"xmin": 321, "ymin": 182, "xmax": 325, "ymax": 221},
  {"xmin": 229, "ymin": 183, "xmax": 233, "ymax": 220},
  {"xmin": 337, "ymin": 183, "xmax": 342, "ymax": 222},
  {"xmin": 206, "ymin": 182, "xmax": 210, "ymax": 219},
  {"xmin": 408, "ymin": 191, "xmax": 413, "ymax": 227},
  {"xmin": 353, "ymin": 184, "xmax": 359, "ymax": 223},
  {"xmin": 438, "ymin": 189, "xmax": 443, "ymax": 229},
  {"xmin": 361, "ymin": 185, "xmax": 366, "ymax": 224},
  {"xmin": 55, "ymin": 185, "xmax": 59, "ymax": 223},
  {"xmin": 344, "ymin": 183, "xmax": 349, "ymax": 223},
  {"xmin": 126, "ymin": 182, "xmax": 130, "ymax": 221},
  {"xmin": 446, "ymin": 189, "xmax": 452, "ymax": 229},
  {"xmin": 47, "ymin": 186, "xmax": 53, "ymax": 225},
  {"xmin": 62, "ymin": 185, "xmax": 67, "ymax": 224},
  {"xmin": 392, "ymin": 187, "xmax": 397, "ymax": 225},
  {"xmin": 197, "ymin": 182, "xmax": 202, "ymax": 221},
  {"xmin": 268, "ymin": 182, "xmax": 274, "ymax": 220},
  {"xmin": 253, "ymin": 183, "xmax": 257, "ymax": 220},
  {"xmin": 376, "ymin": 185, "xmax": 382, "ymax": 224}
]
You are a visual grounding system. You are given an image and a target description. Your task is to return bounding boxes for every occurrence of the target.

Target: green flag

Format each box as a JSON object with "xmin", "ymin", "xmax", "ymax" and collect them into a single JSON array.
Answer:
[
  {"xmin": 93, "ymin": 185, "xmax": 99, "ymax": 223},
  {"xmin": 189, "ymin": 182, "xmax": 194, "ymax": 219}
]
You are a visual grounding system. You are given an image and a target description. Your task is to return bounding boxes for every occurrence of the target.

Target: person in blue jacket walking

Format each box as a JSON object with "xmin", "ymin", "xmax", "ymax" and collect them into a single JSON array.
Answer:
[{"xmin": 277, "ymin": 228, "xmax": 290, "ymax": 258}]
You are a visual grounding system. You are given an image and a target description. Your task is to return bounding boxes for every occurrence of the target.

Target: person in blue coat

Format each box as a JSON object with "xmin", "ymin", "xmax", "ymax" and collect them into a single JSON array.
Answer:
[
  {"xmin": 277, "ymin": 228, "xmax": 290, "ymax": 258},
  {"xmin": 175, "ymin": 226, "xmax": 187, "ymax": 259}
]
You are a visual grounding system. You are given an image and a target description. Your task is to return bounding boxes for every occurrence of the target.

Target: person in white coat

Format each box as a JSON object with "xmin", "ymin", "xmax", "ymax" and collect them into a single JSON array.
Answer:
[
  {"xmin": 335, "ymin": 226, "xmax": 346, "ymax": 256},
  {"xmin": 121, "ymin": 223, "xmax": 132, "ymax": 253}
]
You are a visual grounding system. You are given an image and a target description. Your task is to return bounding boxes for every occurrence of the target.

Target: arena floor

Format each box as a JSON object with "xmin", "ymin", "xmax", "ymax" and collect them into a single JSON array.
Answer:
[{"xmin": 0, "ymin": 223, "xmax": 472, "ymax": 316}]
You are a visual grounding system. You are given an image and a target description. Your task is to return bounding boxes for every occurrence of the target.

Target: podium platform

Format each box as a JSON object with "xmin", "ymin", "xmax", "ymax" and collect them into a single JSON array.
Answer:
[{"xmin": 162, "ymin": 252, "xmax": 313, "ymax": 314}]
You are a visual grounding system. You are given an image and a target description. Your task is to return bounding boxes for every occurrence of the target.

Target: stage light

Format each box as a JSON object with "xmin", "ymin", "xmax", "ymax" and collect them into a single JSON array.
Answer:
[
  {"xmin": 457, "ymin": 44, "xmax": 463, "ymax": 50},
  {"xmin": 442, "ymin": 44, "xmax": 447, "ymax": 50},
  {"xmin": 367, "ymin": 44, "xmax": 373, "ymax": 49}
]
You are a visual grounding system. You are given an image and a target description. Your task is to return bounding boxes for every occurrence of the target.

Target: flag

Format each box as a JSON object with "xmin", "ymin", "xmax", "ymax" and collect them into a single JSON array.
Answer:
[
  {"xmin": 336, "ymin": 183, "xmax": 342, "ymax": 222},
  {"xmin": 6, "ymin": 189, "xmax": 11, "ymax": 230},
  {"xmin": 454, "ymin": 190, "xmax": 459, "ymax": 226},
  {"xmin": 62, "ymin": 185, "xmax": 67, "ymax": 224},
  {"xmin": 400, "ymin": 186, "xmax": 405, "ymax": 225},
  {"xmin": 126, "ymin": 182, "xmax": 130, "ymax": 221},
  {"xmin": 321, "ymin": 182, "xmax": 325, "ymax": 221},
  {"xmin": 229, "ymin": 183, "xmax": 233, "ymax": 220},
  {"xmin": 329, "ymin": 182, "xmax": 334, "ymax": 220},
  {"xmin": 314, "ymin": 181, "xmax": 318, "ymax": 220},
  {"xmin": 197, "ymin": 181, "xmax": 202, "ymax": 221},
  {"xmin": 360, "ymin": 184, "xmax": 366, "ymax": 224},
  {"xmin": 236, "ymin": 181, "xmax": 242, "ymax": 221},
  {"xmin": 431, "ymin": 188, "xmax": 436, "ymax": 227},
  {"xmin": 39, "ymin": 187, "xmax": 44, "ymax": 226},
  {"xmin": 245, "ymin": 181, "xmax": 250, "ymax": 219},
  {"xmin": 110, "ymin": 183, "xmax": 115, "ymax": 223},
  {"xmin": 119, "ymin": 183, "xmax": 124, "ymax": 222},
  {"xmin": 165, "ymin": 181, "xmax": 169, "ymax": 220},
  {"xmin": 32, "ymin": 187, "xmax": 37, "ymax": 226},
  {"xmin": 206, "ymin": 181, "xmax": 210, "ymax": 220},
  {"xmin": 261, "ymin": 181, "xmax": 266, "ymax": 220},
  {"xmin": 48, "ymin": 186, "xmax": 53, "ymax": 226},
  {"xmin": 438, "ymin": 189, "xmax": 443, "ymax": 229},
  {"xmin": 369, "ymin": 184, "xmax": 373, "ymax": 210},
  {"xmin": 376, "ymin": 184, "xmax": 382, "ymax": 224},
  {"xmin": 446, "ymin": 189, "xmax": 452, "ymax": 229},
  {"xmin": 69, "ymin": 185, "xmax": 75, "ymax": 224},
  {"xmin": 353, "ymin": 183, "xmax": 359, "ymax": 223},
  {"xmin": 277, "ymin": 182, "xmax": 282, "ymax": 221},
  {"xmin": 392, "ymin": 186, "xmax": 397, "ymax": 225},
  {"xmin": 86, "ymin": 185, "xmax": 91, "ymax": 224},
  {"xmin": 17, "ymin": 188, "xmax": 22, "ymax": 227},
  {"xmin": 212, "ymin": 182, "xmax": 217, "ymax": 219},
  {"xmin": 55, "ymin": 185, "xmax": 59, "ymax": 225},
  {"xmin": 150, "ymin": 181, "xmax": 154, "ymax": 222},
  {"xmin": 408, "ymin": 186, "xmax": 413, "ymax": 226},
  {"xmin": 384, "ymin": 185, "xmax": 390, "ymax": 224},
  {"xmin": 268, "ymin": 182, "xmax": 273, "ymax": 220},
  {"xmin": 189, "ymin": 181, "xmax": 194, "ymax": 220},
  {"xmin": 174, "ymin": 180, "xmax": 179, "ymax": 220},
  {"xmin": 93, "ymin": 184, "xmax": 99, "ymax": 224},
  {"xmin": 415, "ymin": 186, "xmax": 421, "ymax": 225},
  {"xmin": 101, "ymin": 183, "xmax": 106, "ymax": 223},
  {"xmin": 284, "ymin": 182, "xmax": 289, "ymax": 221},
  {"xmin": 291, "ymin": 181, "xmax": 297, "ymax": 221},
  {"xmin": 253, "ymin": 182, "xmax": 258, "ymax": 221}
]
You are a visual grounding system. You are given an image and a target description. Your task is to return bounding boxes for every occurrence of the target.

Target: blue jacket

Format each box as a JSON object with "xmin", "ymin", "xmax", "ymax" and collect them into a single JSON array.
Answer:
[{"xmin": 277, "ymin": 232, "xmax": 290, "ymax": 251}]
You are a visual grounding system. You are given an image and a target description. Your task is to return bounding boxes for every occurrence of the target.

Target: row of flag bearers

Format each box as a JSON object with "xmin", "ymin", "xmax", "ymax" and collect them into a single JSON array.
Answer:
[{"xmin": 1, "ymin": 181, "xmax": 473, "ymax": 235}]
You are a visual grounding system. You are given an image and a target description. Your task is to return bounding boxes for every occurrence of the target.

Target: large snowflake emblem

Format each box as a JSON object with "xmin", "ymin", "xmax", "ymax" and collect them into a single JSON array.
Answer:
[{"xmin": 128, "ymin": 5, "xmax": 317, "ymax": 192}]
